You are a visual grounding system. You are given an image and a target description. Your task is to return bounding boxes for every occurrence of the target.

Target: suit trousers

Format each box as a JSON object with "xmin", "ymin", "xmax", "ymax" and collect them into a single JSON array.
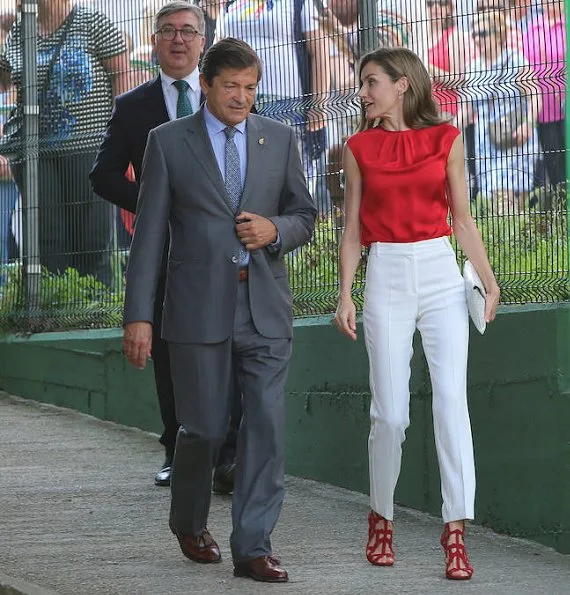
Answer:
[
  {"xmin": 168, "ymin": 281, "xmax": 291, "ymax": 561},
  {"xmin": 363, "ymin": 237, "xmax": 475, "ymax": 523},
  {"xmin": 151, "ymin": 273, "xmax": 179, "ymax": 458},
  {"xmin": 152, "ymin": 270, "xmax": 243, "ymax": 461}
]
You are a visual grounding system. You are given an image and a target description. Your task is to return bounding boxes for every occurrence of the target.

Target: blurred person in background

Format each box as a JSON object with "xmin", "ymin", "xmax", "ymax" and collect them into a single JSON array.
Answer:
[
  {"xmin": 0, "ymin": 6, "xmax": 17, "ymax": 286},
  {"xmin": 427, "ymin": 0, "xmax": 473, "ymax": 122},
  {"xmin": 376, "ymin": 0, "xmax": 429, "ymax": 65},
  {"xmin": 198, "ymin": 0, "xmax": 231, "ymax": 50},
  {"xmin": 215, "ymin": 0, "xmax": 331, "ymax": 212},
  {"xmin": 523, "ymin": 0, "xmax": 566, "ymax": 198},
  {"xmin": 91, "ymin": 1, "xmax": 243, "ymax": 491},
  {"xmin": 506, "ymin": 0, "xmax": 541, "ymax": 33},
  {"xmin": 318, "ymin": 0, "xmax": 358, "ymax": 212},
  {"xmin": 78, "ymin": 0, "xmax": 149, "ymax": 48},
  {"xmin": 0, "ymin": 0, "xmax": 132, "ymax": 284},
  {"xmin": 462, "ymin": 10, "xmax": 540, "ymax": 214}
]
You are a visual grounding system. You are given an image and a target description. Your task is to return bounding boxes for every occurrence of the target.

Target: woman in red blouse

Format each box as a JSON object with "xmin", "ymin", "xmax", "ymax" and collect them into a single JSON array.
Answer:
[{"xmin": 334, "ymin": 47, "xmax": 499, "ymax": 580}]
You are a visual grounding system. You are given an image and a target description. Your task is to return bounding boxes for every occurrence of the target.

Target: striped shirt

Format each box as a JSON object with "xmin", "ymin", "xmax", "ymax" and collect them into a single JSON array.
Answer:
[{"xmin": 3, "ymin": 5, "xmax": 126, "ymax": 151}]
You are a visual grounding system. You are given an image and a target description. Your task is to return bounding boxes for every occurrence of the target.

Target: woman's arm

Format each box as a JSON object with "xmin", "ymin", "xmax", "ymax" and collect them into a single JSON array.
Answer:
[
  {"xmin": 447, "ymin": 135, "xmax": 500, "ymax": 323},
  {"xmin": 334, "ymin": 144, "xmax": 363, "ymax": 340},
  {"xmin": 513, "ymin": 61, "xmax": 543, "ymax": 146},
  {"xmin": 305, "ymin": 27, "xmax": 331, "ymax": 131},
  {"xmin": 102, "ymin": 50, "xmax": 133, "ymax": 98}
]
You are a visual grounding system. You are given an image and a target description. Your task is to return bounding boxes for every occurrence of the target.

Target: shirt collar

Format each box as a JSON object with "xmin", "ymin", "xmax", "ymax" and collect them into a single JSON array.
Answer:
[
  {"xmin": 203, "ymin": 104, "xmax": 247, "ymax": 136},
  {"xmin": 160, "ymin": 66, "xmax": 200, "ymax": 93}
]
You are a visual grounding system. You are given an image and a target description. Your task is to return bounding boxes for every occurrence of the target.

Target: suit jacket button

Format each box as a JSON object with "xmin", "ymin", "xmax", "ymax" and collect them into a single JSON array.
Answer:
[{"xmin": 231, "ymin": 256, "xmax": 239, "ymax": 263}]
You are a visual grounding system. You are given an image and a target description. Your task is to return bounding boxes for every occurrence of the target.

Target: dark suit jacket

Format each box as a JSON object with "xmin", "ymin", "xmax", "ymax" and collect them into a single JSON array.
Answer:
[
  {"xmin": 123, "ymin": 109, "xmax": 317, "ymax": 343},
  {"xmin": 89, "ymin": 76, "xmax": 169, "ymax": 214},
  {"xmin": 90, "ymin": 75, "xmax": 254, "ymax": 212}
]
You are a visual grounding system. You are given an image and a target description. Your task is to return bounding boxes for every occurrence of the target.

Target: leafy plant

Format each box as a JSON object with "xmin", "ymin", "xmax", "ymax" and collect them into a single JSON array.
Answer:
[
  {"xmin": 0, "ymin": 190, "xmax": 567, "ymax": 334},
  {"xmin": 0, "ymin": 265, "xmax": 123, "ymax": 333}
]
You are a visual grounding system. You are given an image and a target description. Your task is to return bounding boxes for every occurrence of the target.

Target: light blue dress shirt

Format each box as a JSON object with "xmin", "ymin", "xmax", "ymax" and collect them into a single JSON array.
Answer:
[
  {"xmin": 203, "ymin": 104, "xmax": 249, "ymax": 265},
  {"xmin": 202, "ymin": 105, "xmax": 280, "ymax": 264},
  {"xmin": 203, "ymin": 104, "xmax": 247, "ymax": 189}
]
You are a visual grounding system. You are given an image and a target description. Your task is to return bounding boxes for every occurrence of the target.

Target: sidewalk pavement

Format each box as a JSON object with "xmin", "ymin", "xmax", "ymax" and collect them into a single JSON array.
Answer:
[{"xmin": 1, "ymin": 391, "xmax": 569, "ymax": 595}]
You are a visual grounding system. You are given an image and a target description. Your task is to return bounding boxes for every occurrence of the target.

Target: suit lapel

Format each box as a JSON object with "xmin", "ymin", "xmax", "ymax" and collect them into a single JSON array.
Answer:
[
  {"xmin": 182, "ymin": 110, "xmax": 231, "ymax": 211},
  {"xmin": 239, "ymin": 115, "xmax": 268, "ymax": 212},
  {"xmin": 144, "ymin": 76, "xmax": 170, "ymax": 127}
]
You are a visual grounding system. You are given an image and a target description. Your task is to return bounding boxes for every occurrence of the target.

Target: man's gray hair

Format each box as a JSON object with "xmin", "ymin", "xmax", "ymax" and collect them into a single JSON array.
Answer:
[{"xmin": 154, "ymin": 1, "xmax": 206, "ymax": 35}]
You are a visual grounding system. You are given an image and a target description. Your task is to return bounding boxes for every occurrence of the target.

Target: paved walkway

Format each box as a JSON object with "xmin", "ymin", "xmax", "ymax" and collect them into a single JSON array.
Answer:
[{"xmin": 1, "ymin": 391, "xmax": 570, "ymax": 595}]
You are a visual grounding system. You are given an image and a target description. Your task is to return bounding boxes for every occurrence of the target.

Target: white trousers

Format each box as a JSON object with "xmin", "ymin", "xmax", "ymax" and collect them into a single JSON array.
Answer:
[{"xmin": 363, "ymin": 237, "xmax": 475, "ymax": 523}]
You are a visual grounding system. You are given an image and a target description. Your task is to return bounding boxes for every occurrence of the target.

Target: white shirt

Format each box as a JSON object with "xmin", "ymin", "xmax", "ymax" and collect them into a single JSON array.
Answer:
[
  {"xmin": 159, "ymin": 67, "xmax": 201, "ymax": 121},
  {"xmin": 376, "ymin": 0, "xmax": 429, "ymax": 67},
  {"xmin": 216, "ymin": 0, "xmax": 319, "ymax": 99}
]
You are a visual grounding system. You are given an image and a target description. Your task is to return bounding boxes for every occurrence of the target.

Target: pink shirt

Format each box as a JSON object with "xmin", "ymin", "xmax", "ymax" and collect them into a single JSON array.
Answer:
[{"xmin": 524, "ymin": 17, "xmax": 566, "ymax": 123}]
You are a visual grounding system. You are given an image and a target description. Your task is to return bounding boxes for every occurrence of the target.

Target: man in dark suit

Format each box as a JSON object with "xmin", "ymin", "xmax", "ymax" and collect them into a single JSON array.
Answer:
[
  {"xmin": 90, "ymin": 1, "xmax": 240, "ymax": 490},
  {"xmin": 123, "ymin": 38, "xmax": 316, "ymax": 583}
]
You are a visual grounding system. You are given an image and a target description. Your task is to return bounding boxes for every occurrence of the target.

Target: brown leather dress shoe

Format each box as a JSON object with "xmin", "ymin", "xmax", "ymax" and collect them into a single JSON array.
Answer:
[
  {"xmin": 169, "ymin": 522, "xmax": 221, "ymax": 563},
  {"xmin": 234, "ymin": 556, "xmax": 288, "ymax": 583}
]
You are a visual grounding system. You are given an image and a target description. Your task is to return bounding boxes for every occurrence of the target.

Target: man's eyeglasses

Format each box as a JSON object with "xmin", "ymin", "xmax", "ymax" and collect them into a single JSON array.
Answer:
[{"xmin": 156, "ymin": 26, "xmax": 202, "ymax": 42}]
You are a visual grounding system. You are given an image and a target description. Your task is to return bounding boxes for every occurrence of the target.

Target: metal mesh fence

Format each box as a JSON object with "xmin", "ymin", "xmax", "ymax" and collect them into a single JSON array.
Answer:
[{"xmin": 0, "ymin": 0, "xmax": 566, "ymax": 332}]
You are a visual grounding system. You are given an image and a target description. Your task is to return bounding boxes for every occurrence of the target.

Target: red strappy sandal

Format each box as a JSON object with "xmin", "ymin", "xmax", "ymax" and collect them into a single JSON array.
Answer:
[
  {"xmin": 440, "ymin": 524, "xmax": 474, "ymax": 580},
  {"xmin": 366, "ymin": 510, "xmax": 394, "ymax": 566}
]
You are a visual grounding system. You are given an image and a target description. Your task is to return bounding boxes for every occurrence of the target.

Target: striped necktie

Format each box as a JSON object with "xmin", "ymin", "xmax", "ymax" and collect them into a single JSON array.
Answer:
[
  {"xmin": 224, "ymin": 126, "xmax": 247, "ymax": 263},
  {"xmin": 224, "ymin": 126, "xmax": 242, "ymax": 213}
]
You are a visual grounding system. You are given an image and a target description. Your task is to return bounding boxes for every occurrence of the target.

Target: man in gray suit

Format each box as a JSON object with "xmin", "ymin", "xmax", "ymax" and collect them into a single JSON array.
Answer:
[{"xmin": 123, "ymin": 38, "xmax": 316, "ymax": 583}]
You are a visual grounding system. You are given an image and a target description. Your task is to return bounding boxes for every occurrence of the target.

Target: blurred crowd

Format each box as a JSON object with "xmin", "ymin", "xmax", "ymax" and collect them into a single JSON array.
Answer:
[{"xmin": 0, "ymin": 0, "xmax": 566, "ymax": 284}]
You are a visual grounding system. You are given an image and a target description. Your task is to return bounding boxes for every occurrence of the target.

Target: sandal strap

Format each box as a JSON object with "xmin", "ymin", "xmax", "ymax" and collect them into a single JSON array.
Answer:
[
  {"xmin": 441, "ymin": 525, "xmax": 473, "ymax": 578},
  {"xmin": 367, "ymin": 511, "xmax": 394, "ymax": 561}
]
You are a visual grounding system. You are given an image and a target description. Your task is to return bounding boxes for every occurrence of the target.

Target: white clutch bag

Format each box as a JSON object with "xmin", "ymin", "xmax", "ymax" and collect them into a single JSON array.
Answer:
[{"xmin": 463, "ymin": 260, "xmax": 486, "ymax": 335}]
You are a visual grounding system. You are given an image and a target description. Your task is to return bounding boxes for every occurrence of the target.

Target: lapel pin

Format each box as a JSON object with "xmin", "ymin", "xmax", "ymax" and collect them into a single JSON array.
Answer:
[{"xmin": 258, "ymin": 138, "xmax": 265, "ymax": 145}]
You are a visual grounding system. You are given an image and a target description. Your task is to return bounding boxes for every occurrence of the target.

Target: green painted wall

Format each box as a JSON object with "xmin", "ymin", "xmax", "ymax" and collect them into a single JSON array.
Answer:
[{"xmin": 1, "ymin": 305, "xmax": 569, "ymax": 553}]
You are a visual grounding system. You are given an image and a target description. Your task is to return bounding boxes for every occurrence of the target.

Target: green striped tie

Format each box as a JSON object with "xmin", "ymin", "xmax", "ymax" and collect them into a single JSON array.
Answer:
[{"xmin": 173, "ymin": 79, "xmax": 193, "ymax": 118}]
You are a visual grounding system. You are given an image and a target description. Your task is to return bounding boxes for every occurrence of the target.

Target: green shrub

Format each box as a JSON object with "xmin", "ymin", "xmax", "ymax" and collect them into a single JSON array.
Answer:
[
  {"xmin": 0, "ymin": 195, "xmax": 567, "ymax": 334},
  {"xmin": 0, "ymin": 265, "xmax": 123, "ymax": 333}
]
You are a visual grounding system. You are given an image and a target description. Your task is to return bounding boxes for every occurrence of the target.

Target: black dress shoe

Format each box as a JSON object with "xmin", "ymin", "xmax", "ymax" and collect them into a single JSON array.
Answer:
[
  {"xmin": 212, "ymin": 462, "xmax": 235, "ymax": 494},
  {"xmin": 154, "ymin": 455, "xmax": 173, "ymax": 487}
]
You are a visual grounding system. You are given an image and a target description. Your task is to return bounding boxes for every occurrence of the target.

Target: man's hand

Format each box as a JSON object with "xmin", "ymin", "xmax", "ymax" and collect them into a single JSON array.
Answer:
[
  {"xmin": 235, "ymin": 211, "xmax": 278, "ymax": 251},
  {"xmin": 123, "ymin": 321, "xmax": 152, "ymax": 369}
]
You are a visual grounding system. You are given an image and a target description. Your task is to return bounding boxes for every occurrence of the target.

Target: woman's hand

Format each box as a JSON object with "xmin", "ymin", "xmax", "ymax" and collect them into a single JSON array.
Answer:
[
  {"xmin": 484, "ymin": 283, "xmax": 500, "ymax": 324},
  {"xmin": 334, "ymin": 296, "xmax": 357, "ymax": 341}
]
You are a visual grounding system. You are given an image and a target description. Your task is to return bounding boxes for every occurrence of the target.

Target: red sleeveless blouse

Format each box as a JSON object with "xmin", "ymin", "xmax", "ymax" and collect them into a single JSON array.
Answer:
[{"xmin": 346, "ymin": 123, "xmax": 460, "ymax": 246}]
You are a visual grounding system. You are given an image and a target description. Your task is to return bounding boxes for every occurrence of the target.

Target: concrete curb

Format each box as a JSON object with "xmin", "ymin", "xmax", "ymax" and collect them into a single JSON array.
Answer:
[{"xmin": 0, "ymin": 574, "xmax": 59, "ymax": 595}]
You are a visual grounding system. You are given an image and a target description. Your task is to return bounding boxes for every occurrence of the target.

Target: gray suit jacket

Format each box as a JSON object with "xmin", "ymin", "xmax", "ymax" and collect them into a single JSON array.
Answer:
[{"xmin": 123, "ymin": 109, "xmax": 316, "ymax": 343}]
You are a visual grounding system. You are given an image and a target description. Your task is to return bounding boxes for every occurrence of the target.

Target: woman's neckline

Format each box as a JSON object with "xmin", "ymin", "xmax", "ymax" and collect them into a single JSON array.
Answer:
[{"xmin": 376, "ymin": 125, "xmax": 414, "ymax": 133}]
